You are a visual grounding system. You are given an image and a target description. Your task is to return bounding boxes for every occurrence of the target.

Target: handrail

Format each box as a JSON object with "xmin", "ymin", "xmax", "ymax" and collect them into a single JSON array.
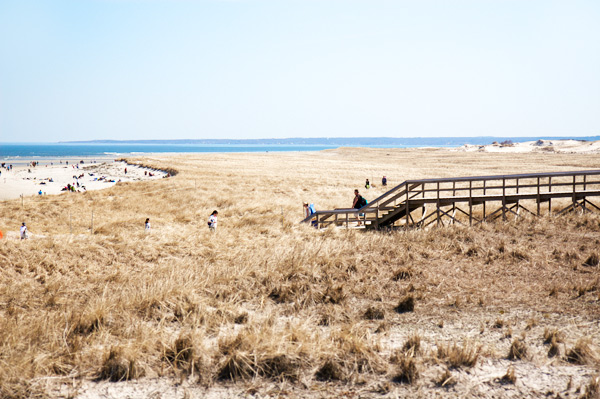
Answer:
[
  {"xmin": 402, "ymin": 169, "xmax": 600, "ymax": 184},
  {"xmin": 361, "ymin": 169, "xmax": 600, "ymax": 211}
]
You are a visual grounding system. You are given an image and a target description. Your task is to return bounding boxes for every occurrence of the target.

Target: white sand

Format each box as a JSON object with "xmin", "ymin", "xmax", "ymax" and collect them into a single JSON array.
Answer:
[
  {"xmin": 0, "ymin": 160, "xmax": 167, "ymax": 201},
  {"xmin": 455, "ymin": 139, "xmax": 600, "ymax": 154}
]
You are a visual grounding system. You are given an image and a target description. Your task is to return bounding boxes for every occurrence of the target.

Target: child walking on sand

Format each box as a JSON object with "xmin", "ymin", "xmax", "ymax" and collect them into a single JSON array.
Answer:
[
  {"xmin": 208, "ymin": 210, "xmax": 218, "ymax": 231},
  {"xmin": 20, "ymin": 222, "xmax": 28, "ymax": 239}
]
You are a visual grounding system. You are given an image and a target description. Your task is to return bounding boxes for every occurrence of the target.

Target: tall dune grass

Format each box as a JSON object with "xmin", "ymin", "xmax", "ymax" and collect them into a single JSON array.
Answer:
[{"xmin": 1, "ymin": 148, "xmax": 600, "ymax": 397}]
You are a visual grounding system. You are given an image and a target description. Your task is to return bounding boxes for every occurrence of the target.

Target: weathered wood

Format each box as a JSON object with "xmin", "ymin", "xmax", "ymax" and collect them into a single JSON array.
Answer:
[{"xmin": 303, "ymin": 170, "xmax": 600, "ymax": 229}]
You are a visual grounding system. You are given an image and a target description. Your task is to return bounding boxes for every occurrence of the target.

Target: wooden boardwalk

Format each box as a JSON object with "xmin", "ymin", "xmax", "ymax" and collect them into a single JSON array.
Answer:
[{"xmin": 303, "ymin": 170, "xmax": 600, "ymax": 230}]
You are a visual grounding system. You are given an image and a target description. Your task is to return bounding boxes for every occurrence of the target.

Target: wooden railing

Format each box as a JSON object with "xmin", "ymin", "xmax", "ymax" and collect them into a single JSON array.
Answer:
[{"xmin": 302, "ymin": 170, "xmax": 600, "ymax": 229}]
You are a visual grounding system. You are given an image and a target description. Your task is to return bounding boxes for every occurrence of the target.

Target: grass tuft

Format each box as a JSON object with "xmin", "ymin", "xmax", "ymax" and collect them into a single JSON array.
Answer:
[
  {"xmin": 543, "ymin": 328, "xmax": 564, "ymax": 345},
  {"xmin": 217, "ymin": 352, "xmax": 255, "ymax": 381},
  {"xmin": 402, "ymin": 334, "xmax": 421, "ymax": 355},
  {"xmin": 499, "ymin": 366, "xmax": 517, "ymax": 384},
  {"xmin": 580, "ymin": 375, "xmax": 599, "ymax": 399},
  {"xmin": 165, "ymin": 335, "xmax": 197, "ymax": 370},
  {"xmin": 259, "ymin": 354, "xmax": 301, "ymax": 381},
  {"xmin": 394, "ymin": 295, "xmax": 415, "ymax": 313},
  {"xmin": 566, "ymin": 338, "xmax": 596, "ymax": 365},
  {"xmin": 99, "ymin": 348, "xmax": 142, "ymax": 382},
  {"xmin": 391, "ymin": 354, "xmax": 418, "ymax": 384},
  {"xmin": 583, "ymin": 253, "xmax": 600, "ymax": 267},
  {"xmin": 363, "ymin": 306, "xmax": 385, "ymax": 320},
  {"xmin": 435, "ymin": 368, "xmax": 456, "ymax": 387},
  {"xmin": 437, "ymin": 342, "xmax": 480, "ymax": 368},
  {"xmin": 315, "ymin": 360, "xmax": 344, "ymax": 381},
  {"xmin": 508, "ymin": 338, "xmax": 528, "ymax": 360},
  {"xmin": 548, "ymin": 339, "xmax": 561, "ymax": 358},
  {"xmin": 392, "ymin": 267, "xmax": 414, "ymax": 281}
]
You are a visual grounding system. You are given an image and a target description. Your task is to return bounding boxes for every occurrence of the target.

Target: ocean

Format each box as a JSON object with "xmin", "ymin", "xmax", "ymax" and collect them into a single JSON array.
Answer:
[
  {"xmin": 0, "ymin": 141, "xmax": 460, "ymax": 164},
  {"xmin": 0, "ymin": 143, "xmax": 340, "ymax": 159},
  {"xmin": 2, "ymin": 136, "xmax": 598, "ymax": 163}
]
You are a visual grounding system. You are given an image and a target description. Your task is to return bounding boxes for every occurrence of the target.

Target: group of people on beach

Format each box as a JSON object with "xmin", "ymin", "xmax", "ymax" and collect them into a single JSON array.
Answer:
[{"xmin": 1, "ymin": 163, "xmax": 14, "ymax": 173}]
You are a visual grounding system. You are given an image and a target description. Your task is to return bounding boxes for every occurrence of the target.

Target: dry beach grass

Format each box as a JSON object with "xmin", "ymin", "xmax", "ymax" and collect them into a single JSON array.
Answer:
[{"xmin": 1, "ymin": 147, "xmax": 600, "ymax": 398}]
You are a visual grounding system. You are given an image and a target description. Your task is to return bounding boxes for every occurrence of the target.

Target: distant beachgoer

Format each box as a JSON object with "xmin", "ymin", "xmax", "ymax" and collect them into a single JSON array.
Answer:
[
  {"xmin": 382, "ymin": 176, "xmax": 387, "ymax": 186},
  {"xmin": 365, "ymin": 179, "xmax": 370, "ymax": 189},
  {"xmin": 303, "ymin": 202, "xmax": 317, "ymax": 225},
  {"xmin": 38, "ymin": 190, "xmax": 42, "ymax": 195},
  {"xmin": 353, "ymin": 189, "xmax": 367, "ymax": 226},
  {"xmin": 145, "ymin": 218, "xmax": 151, "ymax": 231},
  {"xmin": 20, "ymin": 223, "xmax": 28, "ymax": 239},
  {"xmin": 208, "ymin": 210, "xmax": 218, "ymax": 231},
  {"xmin": 125, "ymin": 167, "xmax": 127, "ymax": 174}
]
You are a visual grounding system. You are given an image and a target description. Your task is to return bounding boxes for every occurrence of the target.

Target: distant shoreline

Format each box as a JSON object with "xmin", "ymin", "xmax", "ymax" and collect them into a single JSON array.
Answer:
[
  {"xmin": 58, "ymin": 135, "xmax": 600, "ymax": 146},
  {"xmin": 3, "ymin": 137, "xmax": 600, "ymax": 161}
]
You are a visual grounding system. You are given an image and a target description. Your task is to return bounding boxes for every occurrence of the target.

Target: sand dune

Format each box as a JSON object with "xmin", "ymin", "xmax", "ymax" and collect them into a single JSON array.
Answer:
[{"xmin": 456, "ymin": 139, "xmax": 600, "ymax": 154}]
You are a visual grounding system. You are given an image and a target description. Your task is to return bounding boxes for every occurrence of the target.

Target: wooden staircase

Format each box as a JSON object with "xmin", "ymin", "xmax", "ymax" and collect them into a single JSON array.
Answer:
[{"xmin": 302, "ymin": 170, "xmax": 600, "ymax": 230}]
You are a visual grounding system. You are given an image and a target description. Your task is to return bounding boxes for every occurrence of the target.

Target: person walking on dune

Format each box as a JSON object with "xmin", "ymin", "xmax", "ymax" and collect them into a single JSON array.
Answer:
[
  {"xmin": 20, "ymin": 222, "xmax": 29, "ymax": 239},
  {"xmin": 145, "ymin": 218, "xmax": 151, "ymax": 232},
  {"xmin": 208, "ymin": 210, "xmax": 218, "ymax": 231}
]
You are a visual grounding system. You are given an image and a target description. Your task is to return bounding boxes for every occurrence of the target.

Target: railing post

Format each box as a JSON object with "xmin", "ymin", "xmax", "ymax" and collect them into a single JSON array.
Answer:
[
  {"xmin": 436, "ymin": 181, "xmax": 440, "ymax": 226},
  {"xmin": 537, "ymin": 176, "xmax": 542, "ymax": 216},
  {"xmin": 451, "ymin": 181, "xmax": 456, "ymax": 223},
  {"xmin": 515, "ymin": 178, "xmax": 520, "ymax": 215},
  {"xmin": 573, "ymin": 174, "xmax": 577, "ymax": 212},
  {"xmin": 502, "ymin": 178, "xmax": 506, "ymax": 221},
  {"xmin": 405, "ymin": 186, "xmax": 409, "ymax": 229},
  {"xmin": 422, "ymin": 182, "xmax": 426, "ymax": 222},
  {"xmin": 482, "ymin": 180, "xmax": 486, "ymax": 220},
  {"xmin": 583, "ymin": 175, "xmax": 587, "ymax": 212},
  {"xmin": 548, "ymin": 176, "xmax": 552, "ymax": 215},
  {"xmin": 469, "ymin": 180, "xmax": 473, "ymax": 226}
]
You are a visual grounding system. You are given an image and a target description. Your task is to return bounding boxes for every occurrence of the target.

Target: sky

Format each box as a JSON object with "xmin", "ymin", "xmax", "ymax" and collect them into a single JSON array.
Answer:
[{"xmin": 0, "ymin": 0, "xmax": 599, "ymax": 142}]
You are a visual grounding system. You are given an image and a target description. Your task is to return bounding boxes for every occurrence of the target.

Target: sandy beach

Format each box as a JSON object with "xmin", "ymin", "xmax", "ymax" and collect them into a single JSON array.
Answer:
[{"xmin": 0, "ymin": 160, "xmax": 167, "ymax": 201}]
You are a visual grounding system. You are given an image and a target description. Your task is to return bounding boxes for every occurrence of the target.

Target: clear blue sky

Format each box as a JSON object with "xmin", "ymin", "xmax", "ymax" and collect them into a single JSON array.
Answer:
[{"xmin": 1, "ymin": 0, "xmax": 599, "ymax": 142}]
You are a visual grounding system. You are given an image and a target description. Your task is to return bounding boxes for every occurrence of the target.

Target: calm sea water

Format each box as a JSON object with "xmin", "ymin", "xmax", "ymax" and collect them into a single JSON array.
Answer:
[
  {"xmin": 0, "ymin": 143, "xmax": 341, "ymax": 159},
  {"xmin": 3, "ymin": 136, "xmax": 597, "ymax": 161}
]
